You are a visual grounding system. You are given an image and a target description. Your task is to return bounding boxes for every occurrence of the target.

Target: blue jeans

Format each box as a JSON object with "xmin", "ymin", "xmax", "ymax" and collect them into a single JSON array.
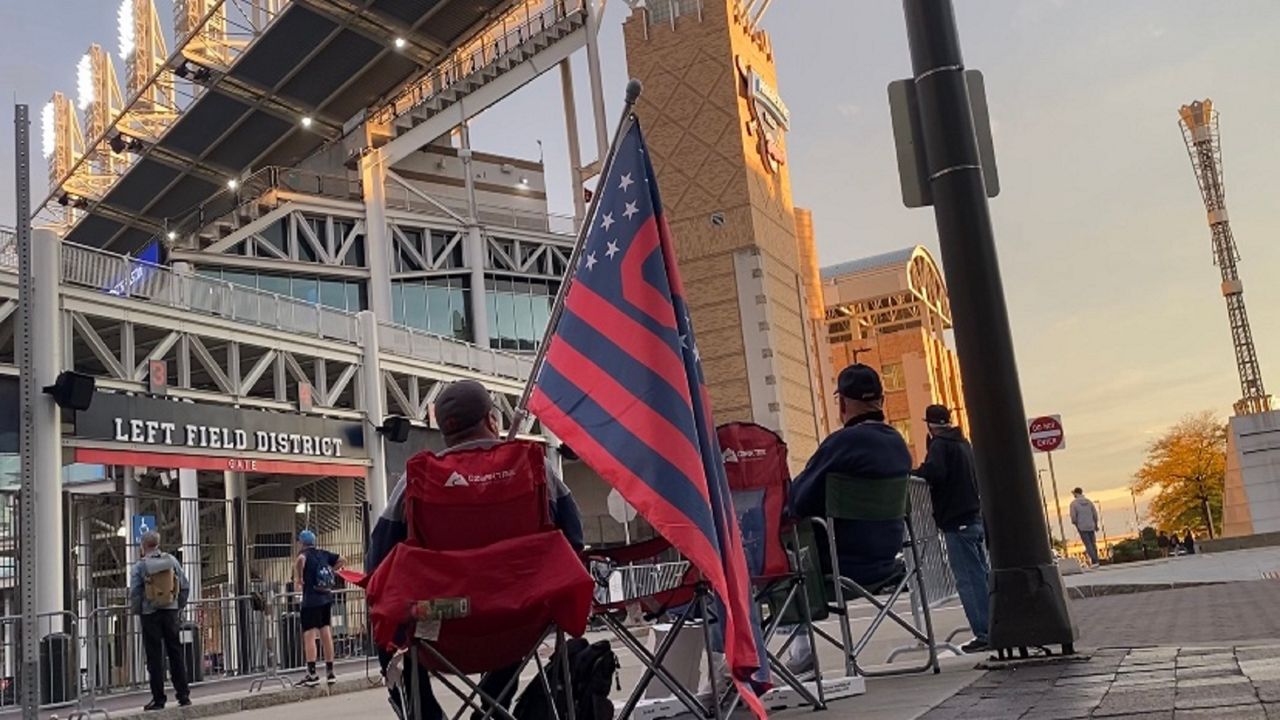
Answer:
[
  {"xmin": 1079, "ymin": 530, "xmax": 1099, "ymax": 564},
  {"xmin": 943, "ymin": 522, "xmax": 990, "ymax": 643}
]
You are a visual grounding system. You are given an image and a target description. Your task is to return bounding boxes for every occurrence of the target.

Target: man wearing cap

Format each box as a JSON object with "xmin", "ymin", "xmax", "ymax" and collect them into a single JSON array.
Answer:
[
  {"xmin": 295, "ymin": 529, "xmax": 346, "ymax": 686},
  {"xmin": 785, "ymin": 363, "xmax": 912, "ymax": 674},
  {"xmin": 367, "ymin": 379, "xmax": 584, "ymax": 720},
  {"xmin": 916, "ymin": 404, "xmax": 990, "ymax": 653}
]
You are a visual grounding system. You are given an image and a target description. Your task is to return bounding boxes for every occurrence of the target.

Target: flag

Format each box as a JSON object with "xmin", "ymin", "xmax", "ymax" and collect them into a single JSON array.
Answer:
[{"xmin": 528, "ymin": 120, "xmax": 770, "ymax": 715}]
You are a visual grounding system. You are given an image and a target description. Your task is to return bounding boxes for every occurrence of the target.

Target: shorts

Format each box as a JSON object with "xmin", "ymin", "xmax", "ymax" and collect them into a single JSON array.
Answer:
[{"xmin": 300, "ymin": 604, "xmax": 333, "ymax": 631}]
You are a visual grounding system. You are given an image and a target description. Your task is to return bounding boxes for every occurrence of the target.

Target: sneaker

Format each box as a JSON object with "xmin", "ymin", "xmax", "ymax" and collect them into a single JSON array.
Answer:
[
  {"xmin": 327, "ymin": 673, "xmax": 337, "ymax": 686},
  {"xmin": 784, "ymin": 651, "xmax": 816, "ymax": 680},
  {"xmin": 300, "ymin": 672, "xmax": 321, "ymax": 687},
  {"xmin": 179, "ymin": 698, "xmax": 192, "ymax": 707},
  {"xmin": 144, "ymin": 700, "xmax": 165, "ymax": 711},
  {"xmin": 961, "ymin": 639, "xmax": 990, "ymax": 654}
]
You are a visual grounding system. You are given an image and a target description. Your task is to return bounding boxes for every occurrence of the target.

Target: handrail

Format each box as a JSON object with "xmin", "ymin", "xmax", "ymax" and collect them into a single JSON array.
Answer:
[
  {"xmin": 0, "ymin": 239, "xmax": 532, "ymax": 379},
  {"xmin": 370, "ymin": 0, "xmax": 584, "ymax": 127}
]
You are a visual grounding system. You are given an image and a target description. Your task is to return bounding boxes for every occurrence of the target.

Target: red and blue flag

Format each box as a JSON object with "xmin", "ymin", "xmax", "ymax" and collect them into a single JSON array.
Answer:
[{"xmin": 528, "ymin": 120, "xmax": 770, "ymax": 715}]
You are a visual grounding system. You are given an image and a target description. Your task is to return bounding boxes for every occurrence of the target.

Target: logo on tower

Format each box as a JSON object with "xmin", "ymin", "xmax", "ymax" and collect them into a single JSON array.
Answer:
[{"xmin": 737, "ymin": 57, "xmax": 790, "ymax": 174}]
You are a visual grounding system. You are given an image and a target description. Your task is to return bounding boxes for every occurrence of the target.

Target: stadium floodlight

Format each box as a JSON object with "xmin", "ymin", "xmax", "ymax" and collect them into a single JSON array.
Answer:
[
  {"xmin": 301, "ymin": 115, "xmax": 313, "ymax": 128},
  {"xmin": 394, "ymin": 37, "xmax": 407, "ymax": 49},
  {"xmin": 77, "ymin": 53, "xmax": 94, "ymax": 111},
  {"xmin": 227, "ymin": 178, "xmax": 238, "ymax": 190},
  {"xmin": 41, "ymin": 101, "xmax": 55, "ymax": 159},
  {"xmin": 118, "ymin": 0, "xmax": 136, "ymax": 60},
  {"xmin": 167, "ymin": 230, "xmax": 178, "ymax": 241}
]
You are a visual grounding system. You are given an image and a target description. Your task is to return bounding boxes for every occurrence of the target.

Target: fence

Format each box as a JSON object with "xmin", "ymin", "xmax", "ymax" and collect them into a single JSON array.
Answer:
[{"xmin": 885, "ymin": 477, "xmax": 966, "ymax": 663}]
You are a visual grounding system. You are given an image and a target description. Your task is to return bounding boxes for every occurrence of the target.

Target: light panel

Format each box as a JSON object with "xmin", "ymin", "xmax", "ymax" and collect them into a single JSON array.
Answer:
[
  {"xmin": 41, "ymin": 101, "xmax": 56, "ymax": 159},
  {"xmin": 77, "ymin": 53, "xmax": 94, "ymax": 111},
  {"xmin": 118, "ymin": 0, "xmax": 136, "ymax": 60}
]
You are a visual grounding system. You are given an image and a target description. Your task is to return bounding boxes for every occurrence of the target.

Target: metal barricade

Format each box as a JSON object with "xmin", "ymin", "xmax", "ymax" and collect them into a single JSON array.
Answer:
[
  {"xmin": 267, "ymin": 587, "xmax": 370, "ymax": 673},
  {"xmin": 591, "ymin": 561, "xmax": 690, "ymax": 605},
  {"xmin": 885, "ymin": 478, "xmax": 967, "ymax": 663},
  {"xmin": 0, "ymin": 611, "xmax": 80, "ymax": 712}
]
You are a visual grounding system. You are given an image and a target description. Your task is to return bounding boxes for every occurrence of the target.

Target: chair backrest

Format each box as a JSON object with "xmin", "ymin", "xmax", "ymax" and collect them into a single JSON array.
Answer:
[
  {"xmin": 824, "ymin": 474, "xmax": 911, "ymax": 522},
  {"xmin": 718, "ymin": 422, "xmax": 791, "ymax": 580},
  {"xmin": 403, "ymin": 439, "xmax": 552, "ymax": 551}
]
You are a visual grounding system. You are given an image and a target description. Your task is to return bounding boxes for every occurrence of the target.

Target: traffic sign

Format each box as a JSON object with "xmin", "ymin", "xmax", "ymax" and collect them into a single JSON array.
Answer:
[
  {"xmin": 132, "ymin": 514, "xmax": 156, "ymax": 543},
  {"xmin": 606, "ymin": 488, "xmax": 637, "ymax": 524},
  {"xmin": 1028, "ymin": 415, "xmax": 1065, "ymax": 453}
]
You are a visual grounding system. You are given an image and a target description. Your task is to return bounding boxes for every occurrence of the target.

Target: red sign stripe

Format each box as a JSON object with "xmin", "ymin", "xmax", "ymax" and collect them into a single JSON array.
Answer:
[{"xmin": 75, "ymin": 447, "xmax": 368, "ymax": 478}]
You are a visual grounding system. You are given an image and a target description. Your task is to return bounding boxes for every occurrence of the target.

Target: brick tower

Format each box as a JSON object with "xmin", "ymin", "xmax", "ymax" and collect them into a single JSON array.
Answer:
[{"xmin": 623, "ymin": 0, "xmax": 821, "ymax": 470}]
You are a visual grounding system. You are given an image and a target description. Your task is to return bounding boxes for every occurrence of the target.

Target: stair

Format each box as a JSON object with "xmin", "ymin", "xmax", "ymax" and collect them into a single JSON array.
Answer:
[{"xmin": 372, "ymin": 8, "xmax": 587, "ymax": 143}]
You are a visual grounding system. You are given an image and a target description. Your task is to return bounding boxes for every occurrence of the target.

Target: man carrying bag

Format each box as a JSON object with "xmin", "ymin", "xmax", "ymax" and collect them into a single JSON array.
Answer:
[{"xmin": 129, "ymin": 531, "xmax": 192, "ymax": 711}]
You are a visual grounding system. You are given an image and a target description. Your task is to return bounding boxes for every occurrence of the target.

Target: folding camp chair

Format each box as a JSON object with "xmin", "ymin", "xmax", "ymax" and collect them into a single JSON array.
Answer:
[
  {"xmin": 716, "ymin": 422, "xmax": 825, "ymax": 713},
  {"xmin": 586, "ymin": 537, "xmax": 722, "ymax": 720},
  {"xmin": 366, "ymin": 440, "xmax": 595, "ymax": 720},
  {"xmin": 802, "ymin": 474, "xmax": 940, "ymax": 678}
]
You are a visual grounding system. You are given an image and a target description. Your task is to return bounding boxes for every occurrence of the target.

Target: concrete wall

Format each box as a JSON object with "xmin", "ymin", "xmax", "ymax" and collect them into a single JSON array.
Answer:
[{"xmin": 1224, "ymin": 410, "xmax": 1280, "ymax": 536}]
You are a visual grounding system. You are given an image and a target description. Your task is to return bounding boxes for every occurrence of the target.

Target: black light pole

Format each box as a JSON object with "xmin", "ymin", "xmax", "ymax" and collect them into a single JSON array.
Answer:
[{"xmin": 902, "ymin": 0, "xmax": 1075, "ymax": 654}]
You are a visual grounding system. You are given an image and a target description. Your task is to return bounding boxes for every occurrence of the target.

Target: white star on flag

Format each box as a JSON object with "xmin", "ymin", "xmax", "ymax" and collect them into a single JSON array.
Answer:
[
  {"xmin": 619, "ymin": 173, "xmax": 634, "ymax": 191},
  {"xmin": 679, "ymin": 334, "xmax": 688, "ymax": 349},
  {"xmin": 606, "ymin": 240, "xmax": 621, "ymax": 259},
  {"xmin": 623, "ymin": 201, "xmax": 639, "ymax": 220},
  {"xmin": 584, "ymin": 253, "xmax": 597, "ymax": 271},
  {"xmin": 600, "ymin": 213, "xmax": 614, "ymax": 231}
]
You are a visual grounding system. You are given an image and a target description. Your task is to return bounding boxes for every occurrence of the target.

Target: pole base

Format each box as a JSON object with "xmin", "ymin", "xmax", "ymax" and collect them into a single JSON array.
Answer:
[{"xmin": 989, "ymin": 562, "xmax": 1077, "ymax": 651}]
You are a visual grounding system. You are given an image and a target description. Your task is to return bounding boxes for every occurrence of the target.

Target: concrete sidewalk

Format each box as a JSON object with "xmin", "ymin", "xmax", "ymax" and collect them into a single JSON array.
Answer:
[{"xmin": 1064, "ymin": 546, "xmax": 1280, "ymax": 597}]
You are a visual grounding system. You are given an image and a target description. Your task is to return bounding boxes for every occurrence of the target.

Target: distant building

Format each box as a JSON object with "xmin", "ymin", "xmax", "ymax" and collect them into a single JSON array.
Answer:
[{"xmin": 821, "ymin": 246, "xmax": 966, "ymax": 462}]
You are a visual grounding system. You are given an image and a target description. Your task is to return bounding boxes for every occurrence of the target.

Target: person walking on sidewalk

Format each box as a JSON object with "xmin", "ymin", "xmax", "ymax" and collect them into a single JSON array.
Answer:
[
  {"xmin": 915, "ymin": 404, "xmax": 990, "ymax": 654},
  {"xmin": 296, "ymin": 529, "xmax": 345, "ymax": 686},
  {"xmin": 129, "ymin": 531, "xmax": 191, "ymax": 711},
  {"xmin": 1070, "ymin": 488, "xmax": 1101, "ymax": 565}
]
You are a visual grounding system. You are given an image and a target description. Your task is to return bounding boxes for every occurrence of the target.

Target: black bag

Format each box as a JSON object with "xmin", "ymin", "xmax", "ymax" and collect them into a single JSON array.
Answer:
[{"xmin": 513, "ymin": 639, "xmax": 618, "ymax": 720}]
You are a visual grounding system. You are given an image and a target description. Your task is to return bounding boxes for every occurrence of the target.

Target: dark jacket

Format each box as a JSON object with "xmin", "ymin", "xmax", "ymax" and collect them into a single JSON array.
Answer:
[
  {"xmin": 915, "ymin": 426, "xmax": 983, "ymax": 532},
  {"xmin": 790, "ymin": 412, "xmax": 911, "ymax": 587},
  {"xmin": 367, "ymin": 438, "xmax": 584, "ymax": 575}
]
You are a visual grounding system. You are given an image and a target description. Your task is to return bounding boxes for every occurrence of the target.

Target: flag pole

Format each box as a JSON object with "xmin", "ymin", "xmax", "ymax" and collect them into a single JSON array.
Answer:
[{"xmin": 507, "ymin": 78, "xmax": 644, "ymax": 439}]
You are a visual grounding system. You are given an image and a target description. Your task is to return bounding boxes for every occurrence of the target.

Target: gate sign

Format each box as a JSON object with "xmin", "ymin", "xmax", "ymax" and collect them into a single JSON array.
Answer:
[
  {"xmin": 132, "ymin": 514, "xmax": 156, "ymax": 543},
  {"xmin": 1028, "ymin": 415, "xmax": 1065, "ymax": 453}
]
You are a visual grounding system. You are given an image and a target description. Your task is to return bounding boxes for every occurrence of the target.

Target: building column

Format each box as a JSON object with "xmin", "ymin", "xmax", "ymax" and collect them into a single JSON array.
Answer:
[
  {"xmin": 583, "ymin": 0, "xmax": 610, "ymax": 162},
  {"xmin": 360, "ymin": 148, "xmax": 394, "ymax": 321},
  {"xmin": 31, "ymin": 231, "xmax": 65, "ymax": 622},
  {"xmin": 559, "ymin": 60, "xmax": 587, "ymax": 229},
  {"xmin": 178, "ymin": 468, "xmax": 202, "ymax": 601},
  {"xmin": 358, "ymin": 311, "xmax": 390, "ymax": 518},
  {"xmin": 223, "ymin": 471, "xmax": 246, "ymax": 674},
  {"xmin": 457, "ymin": 125, "xmax": 490, "ymax": 348}
]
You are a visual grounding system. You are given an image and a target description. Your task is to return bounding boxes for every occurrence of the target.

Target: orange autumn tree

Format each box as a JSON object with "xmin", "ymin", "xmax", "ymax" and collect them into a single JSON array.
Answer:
[{"xmin": 1131, "ymin": 411, "xmax": 1227, "ymax": 538}]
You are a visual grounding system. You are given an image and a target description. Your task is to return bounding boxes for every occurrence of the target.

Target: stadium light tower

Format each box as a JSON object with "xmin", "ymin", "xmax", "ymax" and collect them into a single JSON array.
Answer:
[
  {"xmin": 1178, "ymin": 100, "xmax": 1272, "ymax": 416},
  {"xmin": 120, "ymin": 0, "xmax": 178, "ymax": 134}
]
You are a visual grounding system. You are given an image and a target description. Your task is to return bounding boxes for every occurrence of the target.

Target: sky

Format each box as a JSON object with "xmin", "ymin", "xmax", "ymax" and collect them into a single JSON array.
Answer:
[{"xmin": 3, "ymin": 1, "xmax": 1279, "ymax": 539}]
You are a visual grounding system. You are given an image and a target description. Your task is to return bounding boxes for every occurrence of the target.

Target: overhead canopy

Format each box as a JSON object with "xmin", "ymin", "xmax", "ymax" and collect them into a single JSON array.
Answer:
[{"xmin": 63, "ymin": 0, "xmax": 516, "ymax": 254}]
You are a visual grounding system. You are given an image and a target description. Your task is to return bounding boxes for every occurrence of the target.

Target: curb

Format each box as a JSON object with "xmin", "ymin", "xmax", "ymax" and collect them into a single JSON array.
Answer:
[
  {"xmin": 1066, "ymin": 581, "xmax": 1224, "ymax": 599},
  {"xmin": 101, "ymin": 677, "xmax": 383, "ymax": 720}
]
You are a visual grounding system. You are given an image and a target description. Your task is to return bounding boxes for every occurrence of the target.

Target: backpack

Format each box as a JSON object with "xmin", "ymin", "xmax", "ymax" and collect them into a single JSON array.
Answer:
[
  {"xmin": 310, "ymin": 550, "xmax": 336, "ymax": 593},
  {"xmin": 513, "ymin": 639, "xmax": 618, "ymax": 720},
  {"xmin": 144, "ymin": 560, "xmax": 178, "ymax": 607}
]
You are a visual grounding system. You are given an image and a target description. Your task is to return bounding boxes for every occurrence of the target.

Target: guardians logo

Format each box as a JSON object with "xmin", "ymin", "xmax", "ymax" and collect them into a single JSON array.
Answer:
[{"xmin": 736, "ymin": 57, "xmax": 790, "ymax": 174}]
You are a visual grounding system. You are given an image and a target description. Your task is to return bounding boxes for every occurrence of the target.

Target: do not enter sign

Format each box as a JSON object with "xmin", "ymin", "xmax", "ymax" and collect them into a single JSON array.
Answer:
[{"xmin": 1028, "ymin": 415, "xmax": 1065, "ymax": 453}]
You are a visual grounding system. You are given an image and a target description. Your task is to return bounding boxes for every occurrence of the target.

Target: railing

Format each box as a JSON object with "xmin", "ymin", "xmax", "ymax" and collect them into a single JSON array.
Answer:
[
  {"xmin": 75, "ymin": 588, "xmax": 370, "ymax": 700},
  {"xmin": 371, "ymin": 0, "xmax": 585, "ymax": 127},
  {"xmin": 377, "ymin": 322, "xmax": 533, "ymax": 382},
  {"xmin": 0, "ymin": 238, "xmax": 534, "ymax": 381},
  {"xmin": 0, "ymin": 611, "xmax": 80, "ymax": 710},
  {"xmin": 383, "ymin": 182, "xmax": 576, "ymax": 236}
]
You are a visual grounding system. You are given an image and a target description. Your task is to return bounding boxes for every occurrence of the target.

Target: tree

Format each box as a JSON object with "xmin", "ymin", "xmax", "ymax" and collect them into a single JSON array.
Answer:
[{"xmin": 1131, "ymin": 411, "xmax": 1226, "ymax": 538}]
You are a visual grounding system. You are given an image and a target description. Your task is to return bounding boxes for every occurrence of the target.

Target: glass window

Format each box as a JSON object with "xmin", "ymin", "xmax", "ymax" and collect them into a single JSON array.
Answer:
[
  {"xmin": 349, "ymin": 283, "xmax": 366, "ymax": 312},
  {"xmin": 261, "ymin": 219, "xmax": 287, "ymax": 255},
  {"xmin": 516, "ymin": 293, "xmax": 536, "ymax": 350},
  {"xmin": 223, "ymin": 270, "xmax": 254, "ymax": 289},
  {"xmin": 890, "ymin": 420, "xmax": 912, "ymax": 446},
  {"xmin": 319, "ymin": 279, "xmax": 346, "ymax": 310},
  {"xmin": 452, "ymin": 287, "xmax": 471, "ymax": 340},
  {"xmin": 197, "ymin": 268, "xmax": 222, "ymax": 280},
  {"xmin": 392, "ymin": 282, "xmax": 405, "ymax": 323},
  {"xmin": 494, "ymin": 289, "xmax": 516, "ymax": 343},
  {"xmin": 403, "ymin": 282, "xmax": 428, "ymax": 331},
  {"xmin": 487, "ymin": 291, "xmax": 499, "ymax": 346},
  {"xmin": 258, "ymin": 274, "xmax": 290, "ymax": 297},
  {"xmin": 882, "ymin": 362, "xmax": 906, "ymax": 392},
  {"xmin": 291, "ymin": 277, "xmax": 319, "ymax": 304},
  {"xmin": 531, "ymin": 294, "xmax": 551, "ymax": 344},
  {"xmin": 343, "ymin": 236, "xmax": 366, "ymax": 268}
]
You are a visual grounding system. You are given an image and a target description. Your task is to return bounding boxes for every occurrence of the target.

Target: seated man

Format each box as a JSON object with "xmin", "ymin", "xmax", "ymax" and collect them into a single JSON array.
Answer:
[
  {"xmin": 367, "ymin": 380, "xmax": 584, "ymax": 720},
  {"xmin": 785, "ymin": 363, "xmax": 911, "ymax": 674}
]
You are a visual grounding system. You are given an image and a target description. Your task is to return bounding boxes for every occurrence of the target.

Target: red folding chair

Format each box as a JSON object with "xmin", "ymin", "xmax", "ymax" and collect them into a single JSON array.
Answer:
[
  {"xmin": 717, "ymin": 422, "xmax": 825, "ymax": 712},
  {"xmin": 367, "ymin": 440, "xmax": 594, "ymax": 720}
]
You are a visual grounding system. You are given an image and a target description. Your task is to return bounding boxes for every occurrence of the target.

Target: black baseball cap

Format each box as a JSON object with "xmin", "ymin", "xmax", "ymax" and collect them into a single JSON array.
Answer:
[
  {"xmin": 836, "ymin": 364, "xmax": 883, "ymax": 401},
  {"xmin": 434, "ymin": 380, "xmax": 493, "ymax": 435},
  {"xmin": 924, "ymin": 404, "xmax": 951, "ymax": 425}
]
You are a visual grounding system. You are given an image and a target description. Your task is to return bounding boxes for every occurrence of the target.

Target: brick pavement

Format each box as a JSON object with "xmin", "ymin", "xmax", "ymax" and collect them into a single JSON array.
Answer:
[
  {"xmin": 920, "ymin": 645, "xmax": 1280, "ymax": 719},
  {"xmin": 1071, "ymin": 580, "xmax": 1280, "ymax": 648}
]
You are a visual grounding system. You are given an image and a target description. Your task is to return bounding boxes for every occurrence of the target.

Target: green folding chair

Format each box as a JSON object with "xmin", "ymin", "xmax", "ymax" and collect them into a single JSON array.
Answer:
[{"xmin": 803, "ymin": 473, "xmax": 940, "ymax": 677}]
